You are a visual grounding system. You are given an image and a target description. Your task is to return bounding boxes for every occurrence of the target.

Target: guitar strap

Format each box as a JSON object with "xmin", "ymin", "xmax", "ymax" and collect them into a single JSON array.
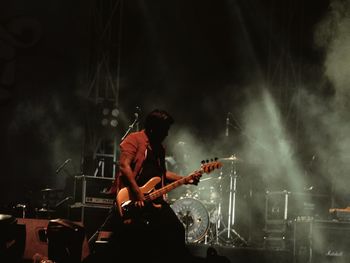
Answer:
[
  {"xmin": 136, "ymin": 143, "xmax": 166, "ymax": 192},
  {"xmin": 134, "ymin": 146, "xmax": 148, "ymax": 183},
  {"xmin": 153, "ymin": 144, "xmax": 167, "ymax": 201}
]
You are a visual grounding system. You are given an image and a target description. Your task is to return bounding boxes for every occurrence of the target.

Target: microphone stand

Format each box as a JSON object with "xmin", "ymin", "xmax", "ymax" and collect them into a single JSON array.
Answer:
[
  {"xmin": 113, "ymin": 114, "xmax": 139, "ymax": 175},
  {"xmin": 55, "ymin": 159, "xmax": 71, "ymax": 175},
  {"xmin": 120, "ymin": 114, "xmax": 139, "ymax": 142}
]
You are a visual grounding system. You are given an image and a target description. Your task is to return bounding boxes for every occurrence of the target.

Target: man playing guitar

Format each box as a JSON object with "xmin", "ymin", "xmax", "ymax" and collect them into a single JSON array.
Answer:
[{"xmin": 115, "ymin": 109, "xmax": 201, "ymax": 263}]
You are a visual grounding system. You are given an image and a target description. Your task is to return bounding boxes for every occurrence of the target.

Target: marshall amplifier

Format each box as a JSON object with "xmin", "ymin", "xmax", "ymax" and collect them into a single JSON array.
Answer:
[
  {"xmin": 293, "ymin": 220, "xmax": 350, "ymax": 263},
  {"xmin": 74, "ymin": 175, "xmax": 115, "ymax": 206}
]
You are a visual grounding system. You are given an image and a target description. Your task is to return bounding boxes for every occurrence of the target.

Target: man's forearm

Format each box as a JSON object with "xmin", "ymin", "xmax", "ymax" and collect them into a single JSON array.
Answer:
[{"xmin": 166, "ymin": 171, "xmax": 183, "ymax": 181}]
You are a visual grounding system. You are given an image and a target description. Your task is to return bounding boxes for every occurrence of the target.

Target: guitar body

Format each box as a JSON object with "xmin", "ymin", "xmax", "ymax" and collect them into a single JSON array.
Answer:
[
  {"xmin": 115, "ymin": 161, "xmax": 222, "ymax": 222},
  {"xmin": 116, "ymin": 177, "xmax": 161, "ymax": 218}
]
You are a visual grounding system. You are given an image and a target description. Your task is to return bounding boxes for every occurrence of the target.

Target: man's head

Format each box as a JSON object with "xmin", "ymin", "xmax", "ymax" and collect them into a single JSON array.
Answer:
[{"xmin": 144, "ymin": 109, "xmax": 174, "ymax": 142}]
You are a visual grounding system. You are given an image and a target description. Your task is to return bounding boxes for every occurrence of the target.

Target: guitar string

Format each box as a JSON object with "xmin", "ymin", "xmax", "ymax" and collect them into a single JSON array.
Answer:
[
  {"xmin": 122, "ymin": 162, "xmax": 221, "ymax": 204},
  {"xmin": 142, "ymin": 163, "xmax": 221, "ymax": 202}
]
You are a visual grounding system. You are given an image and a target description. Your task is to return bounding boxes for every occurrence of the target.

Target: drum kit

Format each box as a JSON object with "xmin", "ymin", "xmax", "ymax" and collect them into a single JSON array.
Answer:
[
  {"xmin": 13, "ymin": 188, "xmax": 65, "ymax": 219},
  {"xmin": 170, "ymin": 154, "xmax": 248, "ymax": 246}
]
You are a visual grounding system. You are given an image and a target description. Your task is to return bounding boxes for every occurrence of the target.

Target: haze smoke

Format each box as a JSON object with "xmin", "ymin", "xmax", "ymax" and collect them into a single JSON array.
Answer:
[{"xmin": 312, "ymin": 0, "xmax": 350, "ymax": 204}]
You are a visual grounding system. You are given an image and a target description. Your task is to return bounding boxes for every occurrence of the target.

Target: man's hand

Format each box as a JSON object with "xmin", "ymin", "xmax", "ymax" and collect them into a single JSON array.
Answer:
[
  {"xmin": 187, "ymin": 171, "xmax": 202, "ymax": 185},
  {"xmin": 166, "ymin": 170, "xmax": 201, "ymax": 185},
  {"xmin": 119, "ymin": 153, "xmax": 146, "ymax": 208},
  {"xmin": 132, "ymin": 187, "xmax": 145, "ymax": 208}
]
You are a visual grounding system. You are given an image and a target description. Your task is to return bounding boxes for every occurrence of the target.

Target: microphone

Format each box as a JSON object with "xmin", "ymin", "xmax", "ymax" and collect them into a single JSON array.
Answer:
[
  {"xmin": 134, "ymin": 112, "xmax": 139, "ymax": 131},
  {"xmin": 55, "ymin": 158, "xmax": 71, "ymax": 174},
  {"xmin": 135, "ymin": 106, "xmax": 141, "ymax": 131},
  {"xmin": 225, "ymin": 113, "xmax": 230, "ymax": 137},
  {"xmin": 55, "ymin": 196, "xmax": 73, "ymax": 208}
]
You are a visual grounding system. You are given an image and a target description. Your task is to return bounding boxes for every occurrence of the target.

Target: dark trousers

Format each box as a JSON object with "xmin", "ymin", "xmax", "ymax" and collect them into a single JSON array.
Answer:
[
  {"xmin": 89, "ymin": 203, "xmax": 191, "ymax": 263},
  {"xmin": 120, "ymin": 203, "xmax": 190, "ymax": 262}
]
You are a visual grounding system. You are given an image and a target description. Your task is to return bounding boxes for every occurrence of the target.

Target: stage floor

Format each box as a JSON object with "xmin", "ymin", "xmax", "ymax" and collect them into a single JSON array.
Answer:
[{"xmin": 187, "ymin": 243, "xmax": 292, "ymax": 263}]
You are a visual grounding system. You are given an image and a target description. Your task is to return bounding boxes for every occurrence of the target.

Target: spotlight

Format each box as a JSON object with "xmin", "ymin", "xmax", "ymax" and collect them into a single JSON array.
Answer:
[
  {"xmin": 97, "ymin": 101, "xmax": 119, "ymax": 129},
  {"xmin": 110, "ymin": 119, "xmax": 118, "ymax": 127},
  {"xmin": 102, "ymin": 108, "xmax": 110, "ymax": 115},
  {"xmin": 111, "ymin": 108, "xmax": 119, "ymax": 117},
  {"xmin": 101, "ymin": 118, "xmax": 109, "ymax": 126}
]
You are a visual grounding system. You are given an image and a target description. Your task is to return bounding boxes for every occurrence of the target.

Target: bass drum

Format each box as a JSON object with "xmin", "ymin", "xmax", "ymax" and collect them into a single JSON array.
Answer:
[{"xmin": 171, "ymin": 198, "xmax": 209, "ymax": 243}]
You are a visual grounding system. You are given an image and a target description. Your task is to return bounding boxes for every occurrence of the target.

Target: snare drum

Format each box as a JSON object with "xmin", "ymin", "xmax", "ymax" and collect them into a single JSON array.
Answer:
[{"xmin": 171, "ymin": 198, "xmax": 209, "ymax": 243}]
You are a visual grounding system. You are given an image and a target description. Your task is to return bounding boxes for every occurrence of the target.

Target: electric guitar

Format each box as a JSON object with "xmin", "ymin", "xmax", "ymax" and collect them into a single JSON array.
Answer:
[{"xmin": 116, "ymin": 161, "xmax": 222, "ymax": 220}]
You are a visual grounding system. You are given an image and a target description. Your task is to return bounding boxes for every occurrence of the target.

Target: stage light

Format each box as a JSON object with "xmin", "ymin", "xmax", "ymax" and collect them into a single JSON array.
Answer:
[
  {"xmin": 110, "ymin": 119, "xmax": 118, "ymax": 127},
  {"xmin": 102, "ymin": 108, "xmax": 110, "ymax": 115},
  {"xmin": 97, "ymin": 101, "xmax": 119, "ymax": 129},
  {"xmin": 111, "ymin": 108, "xmax": 119, "ymax": 117},
  {"xmin": 101, "ymin": 118, "xmax": 109, "ymax": 126}
]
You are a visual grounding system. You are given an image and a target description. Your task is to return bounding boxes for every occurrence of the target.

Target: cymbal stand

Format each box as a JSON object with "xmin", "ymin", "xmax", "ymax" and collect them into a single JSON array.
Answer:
[{"xmin": 218, "ymin": 158, "xmax": 247, "ymax": 246}]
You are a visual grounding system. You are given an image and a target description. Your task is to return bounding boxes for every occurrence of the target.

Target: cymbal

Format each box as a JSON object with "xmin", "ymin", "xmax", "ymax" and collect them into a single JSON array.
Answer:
[
  {"xmin": 37, "ymin": 208, "xmax": 56, "ymax": 213},
  {"xmin": 220, "ymin": 155, "xmax": 243, "ymax": 162},
  {"xmin": 41, "ymin": 188, "xmax": 63, "ymax": 193}
]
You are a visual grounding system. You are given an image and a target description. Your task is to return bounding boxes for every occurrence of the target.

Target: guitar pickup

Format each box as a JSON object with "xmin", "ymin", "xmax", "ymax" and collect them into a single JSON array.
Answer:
[{"xmin": 121, "ymin": 200, "xmax": 132, "ymax": 209}]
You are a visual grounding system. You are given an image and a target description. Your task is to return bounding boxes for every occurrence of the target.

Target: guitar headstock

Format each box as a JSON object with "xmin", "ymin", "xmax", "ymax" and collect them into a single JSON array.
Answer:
[{"xmin": 200, "ymin": 158, "xmax": 223, "ymax": 174}]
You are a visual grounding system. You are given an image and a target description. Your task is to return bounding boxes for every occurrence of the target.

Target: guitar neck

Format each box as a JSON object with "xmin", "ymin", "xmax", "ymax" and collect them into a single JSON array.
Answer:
[{"xmin": 147, "ymin": 174, "xmax": 194, "ymax": 201}]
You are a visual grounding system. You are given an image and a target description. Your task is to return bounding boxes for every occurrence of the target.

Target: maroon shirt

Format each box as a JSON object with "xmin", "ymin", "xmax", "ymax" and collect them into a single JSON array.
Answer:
[
  {"xmin": 120, "ymin": 130, "xmax": 150, "ymax": 178},
  {"xmin": 115, "ymin": 130, "xmax": 166, "ymax": 191}
]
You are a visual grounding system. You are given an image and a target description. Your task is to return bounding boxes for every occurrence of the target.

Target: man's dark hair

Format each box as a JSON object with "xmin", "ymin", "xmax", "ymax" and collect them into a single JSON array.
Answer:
[{"xmin": 144, "ymin": 109, "xmax": 174, "ymax": 132}]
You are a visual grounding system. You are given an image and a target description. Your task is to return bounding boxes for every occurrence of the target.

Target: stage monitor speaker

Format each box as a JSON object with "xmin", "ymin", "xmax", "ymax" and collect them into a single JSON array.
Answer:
[
  {"xmin": 47, "ymin": 219, "xmax": 89, "ymax": 263},
  {"xmin": 16, "ymin": 218, "xmax": 49, "ymax": 261},
  {"xmin": 16, "ymin": 218, "xmax": 89, "ymax": 262}
]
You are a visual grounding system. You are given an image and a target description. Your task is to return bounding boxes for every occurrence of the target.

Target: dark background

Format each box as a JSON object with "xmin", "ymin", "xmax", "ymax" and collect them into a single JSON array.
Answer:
[{"xmin": 3, "ymin": 0, "xmax": 350, "ymax": 243}]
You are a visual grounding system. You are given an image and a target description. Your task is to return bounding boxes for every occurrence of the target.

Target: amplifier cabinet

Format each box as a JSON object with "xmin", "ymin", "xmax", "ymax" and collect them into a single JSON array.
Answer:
[
  {"xmin": 289, "ymin": 193, "xmax": 330, "ymax": 221},
  {"xmin": 74, "ymin": 175, "xmax": 115, "ymax": 206},
  {"xmin": 265, "ymin": 190, "xmax": 289, "ymax": 223},
  {"xmin": 265, "ymin": 191, "xmax": 330, "ymax": 224},
  {"xmin": 69, "ymin": 203, "xmax": 111, "ymax": 239},
  {"xmin": 293, "ymin": 220, "xmax": 350, "ymax": 263}
]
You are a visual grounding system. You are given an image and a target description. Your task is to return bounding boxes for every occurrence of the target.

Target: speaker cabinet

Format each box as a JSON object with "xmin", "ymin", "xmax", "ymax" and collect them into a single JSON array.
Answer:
[
  {"xmin": 293, "ymin": 220, "xmax": 350, "ymax": 263},
  {"xmin": 16, "ymin": 218, "xmax": 89, "ymax": 262},
  {"xmin": 69, "ymin": 204, "xmax": 111, "ymax": 238}
]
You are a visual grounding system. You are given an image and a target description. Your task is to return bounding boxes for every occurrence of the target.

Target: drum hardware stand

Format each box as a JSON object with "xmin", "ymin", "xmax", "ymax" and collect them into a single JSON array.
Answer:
[
  {"xmin": 203, "ymin": 201, "xmax": 222, "ymax": 245},
  {"xmin": 14, "ymin": 204, "xmax": 27, "ymax": 218},
  {"xmin": 217, "ymin": 155, "xmax": 247, "ymax": 246},
  {"xmin": 180, "ymin": 211, "xmax": 193, "ymax": 243},
  {"xmin": 215, "ymin": 202, "xmax": 222, "ymax": 244}
]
